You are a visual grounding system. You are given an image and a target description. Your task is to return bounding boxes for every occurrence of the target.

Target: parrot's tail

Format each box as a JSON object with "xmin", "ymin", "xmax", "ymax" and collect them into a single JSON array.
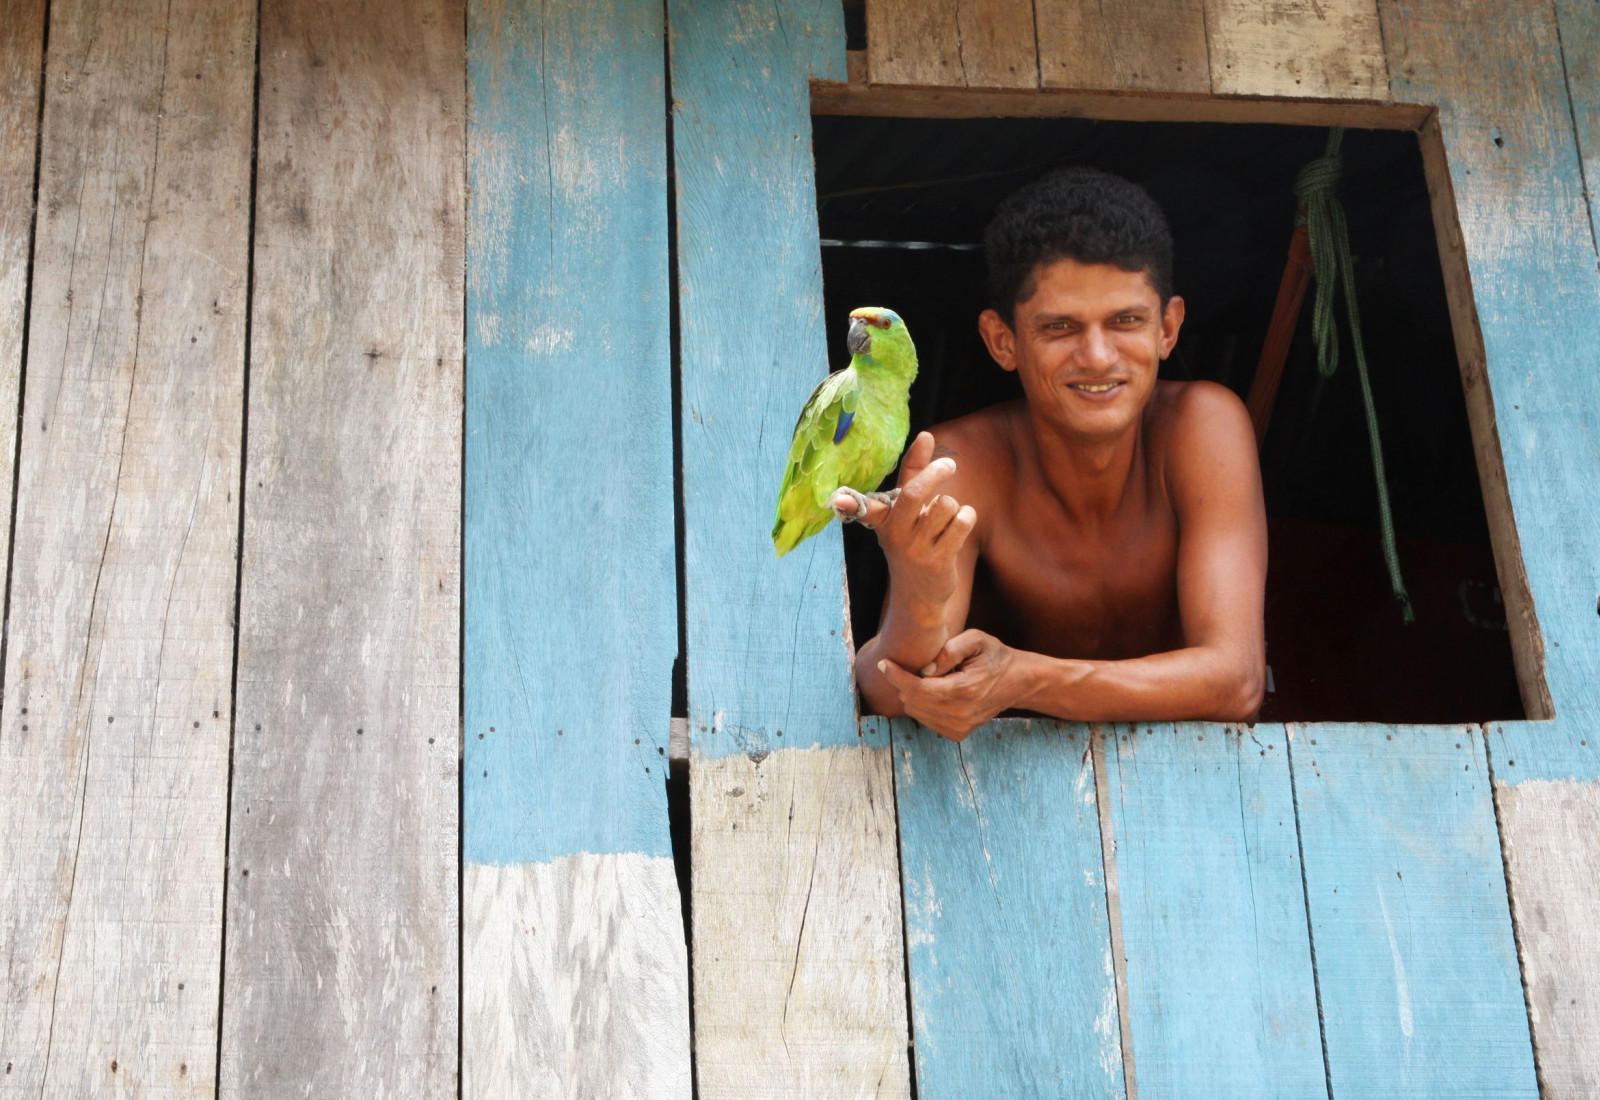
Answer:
[{"xmin": 771, "ymin": 510, "xmax": 830, "ymax": 558}]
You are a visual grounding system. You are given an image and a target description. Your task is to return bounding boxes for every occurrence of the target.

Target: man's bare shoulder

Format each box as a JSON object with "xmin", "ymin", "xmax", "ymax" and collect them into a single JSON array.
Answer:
[
  {"xmin": 1147, "ymin": 379, "xmax": 1259, "ymax": 499},
  {"xmin": 922, "ymin": 401, "xmax": 1022, "ymax": 490}
]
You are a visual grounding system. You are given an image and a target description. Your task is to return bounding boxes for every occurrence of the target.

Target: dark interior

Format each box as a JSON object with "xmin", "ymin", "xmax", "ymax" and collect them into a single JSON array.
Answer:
[{"xmin": 813, "ymin": 114, "xmax": 1525, "ymax": 723}]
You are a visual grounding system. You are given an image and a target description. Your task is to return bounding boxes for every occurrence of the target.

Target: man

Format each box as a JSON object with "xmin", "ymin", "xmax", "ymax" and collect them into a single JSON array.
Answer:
[{"xmin": 840, "ymin": 168, "xmax": 1267, "ymax": 739}]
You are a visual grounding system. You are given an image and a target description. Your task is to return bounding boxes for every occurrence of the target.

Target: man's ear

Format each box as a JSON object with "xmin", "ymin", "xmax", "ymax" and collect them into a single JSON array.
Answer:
[
  {"xmin": 1158, "ymin": 295, "xmax": 1186, "ymax": 359},
  {"xmin": 978, "ymin": 308, "xmax": 1018, "ymax": 372}
]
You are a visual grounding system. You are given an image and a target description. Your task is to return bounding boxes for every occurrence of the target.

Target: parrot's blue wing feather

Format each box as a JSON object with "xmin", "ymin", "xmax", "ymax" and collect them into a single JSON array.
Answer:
[{"xmin": 776, "ymin": 368, "xmax": 860, "ymax": 514}]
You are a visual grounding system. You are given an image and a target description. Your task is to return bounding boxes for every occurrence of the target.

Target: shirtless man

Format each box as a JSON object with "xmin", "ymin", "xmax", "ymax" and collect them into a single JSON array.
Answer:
[{"xmin": 840, "ymin": 168, "xmax": 1267, "ymax": 739}]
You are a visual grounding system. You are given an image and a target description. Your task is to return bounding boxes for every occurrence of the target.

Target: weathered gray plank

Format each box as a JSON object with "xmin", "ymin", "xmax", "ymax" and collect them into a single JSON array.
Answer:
[
  {"xmin": 0, "ymin": 0, "xmax": 253, "ymax": 1093},
  {"xmin": 866, "ymin": 0, "xmax": 1038, "ymax": 89},
  {"xmin": 1205, "ymin": 0, "xmax": 1387, "ymax": 100},
  {"xmin": 1035, "ymin": 0, "xmax": 1210, "ymax": 94},
  {"xmin": 0, "ymin": 0, "xmax": 42, "ymax": 626},
  {"xmin": 219, "ymin": 0, "xmax": 463, "ymax": 1093}
]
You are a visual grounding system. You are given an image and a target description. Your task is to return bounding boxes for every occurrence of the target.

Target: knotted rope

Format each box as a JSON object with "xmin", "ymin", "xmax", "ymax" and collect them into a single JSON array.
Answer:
[{"xmin": 1295, "ymin": 129, "xmax": 1414, "ymax": 624}]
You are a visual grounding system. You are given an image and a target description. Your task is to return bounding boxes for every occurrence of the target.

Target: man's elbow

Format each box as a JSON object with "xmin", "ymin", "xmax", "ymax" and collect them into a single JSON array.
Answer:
[{"xmin": 1221, "ymin": 662, "xmax": 1265, "ymax": 722}]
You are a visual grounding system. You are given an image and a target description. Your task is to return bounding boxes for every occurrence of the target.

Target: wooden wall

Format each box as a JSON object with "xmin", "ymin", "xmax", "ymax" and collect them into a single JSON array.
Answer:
[{"xmin": 0, "ymin": 0, "xmax": 1596, "ymax": 1096}]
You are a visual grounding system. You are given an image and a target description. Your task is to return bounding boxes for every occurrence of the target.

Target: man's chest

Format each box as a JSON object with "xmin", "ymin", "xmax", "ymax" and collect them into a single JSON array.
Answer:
[{"xmin": 974, "ymin": 504, "xmax": 1182, "ymax": 660}]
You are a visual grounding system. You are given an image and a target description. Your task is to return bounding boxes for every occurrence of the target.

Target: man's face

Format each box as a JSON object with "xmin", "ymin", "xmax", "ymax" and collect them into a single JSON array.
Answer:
[{"xmin": 978, "ymin": 257, "xmax": 1184, "ymax": 441}]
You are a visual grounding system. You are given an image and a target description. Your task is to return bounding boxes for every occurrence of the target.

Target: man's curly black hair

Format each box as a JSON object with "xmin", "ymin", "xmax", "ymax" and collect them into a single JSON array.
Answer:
[{"xmin": 984, "ymin": 167, "xmax": 1174, "ymax": 325}]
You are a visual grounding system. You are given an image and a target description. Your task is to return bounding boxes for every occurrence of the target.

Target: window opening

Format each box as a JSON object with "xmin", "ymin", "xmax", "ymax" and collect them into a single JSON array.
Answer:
[{"xmin": 814, "ymin": 113, "xmax": 1530, "ymax": 723}]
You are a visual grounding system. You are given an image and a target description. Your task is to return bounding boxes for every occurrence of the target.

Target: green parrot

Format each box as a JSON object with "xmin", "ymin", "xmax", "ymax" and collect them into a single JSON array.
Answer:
[{"xmin": 771, "ymin": 306, "xmax": 918, "ymax": 557}]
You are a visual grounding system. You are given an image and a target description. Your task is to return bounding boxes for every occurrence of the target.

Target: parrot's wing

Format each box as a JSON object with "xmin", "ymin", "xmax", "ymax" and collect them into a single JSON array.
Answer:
[{"xmin": 776, "ymin": 368, "xmax": 860, "ymax": 512}]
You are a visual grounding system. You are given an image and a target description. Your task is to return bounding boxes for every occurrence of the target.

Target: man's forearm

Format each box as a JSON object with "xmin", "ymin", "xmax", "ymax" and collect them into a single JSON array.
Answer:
[
  {"xmin": 855, "ymin": 596, "xmax": 952, "ymax": 716},
  {"xmin": 1015, "ymin": 645, "xmax": 1264, "ymax": 724}
]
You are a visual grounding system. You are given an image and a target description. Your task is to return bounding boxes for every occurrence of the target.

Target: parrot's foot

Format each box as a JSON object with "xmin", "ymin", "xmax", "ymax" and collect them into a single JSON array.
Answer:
[{"xmin": 835, "ymin": 486, "xmax": 901, "ymax": 525}]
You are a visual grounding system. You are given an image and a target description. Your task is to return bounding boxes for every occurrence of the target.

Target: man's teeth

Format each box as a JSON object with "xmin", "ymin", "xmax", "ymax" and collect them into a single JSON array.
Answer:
[{"xmin": 1070, "ymin": 382, "xmax": 1120, "ymax": 393}]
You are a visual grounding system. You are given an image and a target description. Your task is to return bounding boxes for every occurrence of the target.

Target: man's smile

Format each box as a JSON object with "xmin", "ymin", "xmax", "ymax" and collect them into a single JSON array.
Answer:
[{"xmin": 1066, "ymin": 379, "xmax": 1128, "ymax": 399}]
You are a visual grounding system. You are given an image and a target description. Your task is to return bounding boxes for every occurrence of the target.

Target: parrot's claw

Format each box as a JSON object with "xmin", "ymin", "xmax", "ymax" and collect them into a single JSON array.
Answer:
[{"xmin": 835, "ymin": 486, "xmax": 901, "ymax": 526}]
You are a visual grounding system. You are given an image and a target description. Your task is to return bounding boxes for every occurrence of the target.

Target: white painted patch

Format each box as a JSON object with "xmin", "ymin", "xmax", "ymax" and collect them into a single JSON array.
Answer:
[
  {"xmin": 464, "ymin": 853, "xmax": 691, "ymax": 1099},
  {"xmin": 1378, "ymin": 882, "xmax": 1415, "ymax": 1042},
  {"xmin": 524, "ymin": 323, "xmax": 577, "ymax": 355}
]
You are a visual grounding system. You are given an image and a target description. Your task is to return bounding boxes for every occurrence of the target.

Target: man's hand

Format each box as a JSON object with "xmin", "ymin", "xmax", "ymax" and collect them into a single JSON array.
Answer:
[
  {"xmin": 877, "ymin": 629, "xmax": 1028, "ymax": 741},
  {"xmin": 833, "ymin": 432, "xmax": 977, "ymax": 613}
]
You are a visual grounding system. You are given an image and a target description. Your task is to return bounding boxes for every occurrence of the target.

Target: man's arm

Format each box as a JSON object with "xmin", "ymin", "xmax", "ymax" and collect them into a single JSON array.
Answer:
[
  {"xmin": 841, "ymin": 432, "xmax": 980, "ymax": 716},
  {"xmin": 878, "ymin": 384, "xmax": 1266, "ymax": 736}
]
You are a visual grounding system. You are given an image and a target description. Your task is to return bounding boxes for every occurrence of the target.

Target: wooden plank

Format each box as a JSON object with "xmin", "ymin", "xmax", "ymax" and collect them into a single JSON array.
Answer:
[
  {"xmin": 1035, "ymin": 0, "xmax": 1210, "ymax": 94},
  {"xmin": 1488, "ymin": 722, "xmax": 1600, "ymax": 1096},
  {"xmin": 811, "ymin": 81, "xmax": 1430, "ymax": 128},
  {"xmin": 0, "ymin": 1, "xmax": 251, "ymax": 1094},
  {"xmin": 865, "ymin": 0, "xmax": 1038, "ymax": 89},
  {"xmin": 0, "ymin": 0, "xmax": 43, "ymax": 632},
  {"xmin": 1382, "ymin": 6, "xmax": 1600, "ymax": 1087},
  {"xmin": 462, "ymin": 0, "xmax": 689, "ymax": 1093},
  {"xmin": 1205, "ymin": 0, "xmax": 1387, "ymax": 100},
  {"xmin": 669, "ymin": 1, "xmax": 907, "ymax": 1095},
  {"xmin": 1292, "ymin": 724, "xmax": 1536, "ymax": 1097},
  {"xmin": 1561, "ymin": 0, "xmax": 1600, "ymax": 251},
  {"xmin": 690, "ymin": 740, "xmax": 908, "ymax": 1099},
  {"xmin": 1102, "ymin": 723, "xmax": 1325, "ymax": 1098},
  {"xmin": 889, "ymin": 718, "xmax": 1124, "ymax": 1098},
  {"xmin": 219, "ymin": 1, "xmax": 462, "ymax": 1094}
]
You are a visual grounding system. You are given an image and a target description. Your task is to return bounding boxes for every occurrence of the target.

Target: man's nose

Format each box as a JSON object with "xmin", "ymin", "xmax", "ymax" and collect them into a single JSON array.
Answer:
[{"xmin": 1080, "ymin": 325, "xmax": 1117, "ymax": 370}]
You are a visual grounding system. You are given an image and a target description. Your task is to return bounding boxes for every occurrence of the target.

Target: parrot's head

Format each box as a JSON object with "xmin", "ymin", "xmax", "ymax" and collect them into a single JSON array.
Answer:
[{"xmin": 846, "ymin": 307, "xmax": 916, "ymax": 379}]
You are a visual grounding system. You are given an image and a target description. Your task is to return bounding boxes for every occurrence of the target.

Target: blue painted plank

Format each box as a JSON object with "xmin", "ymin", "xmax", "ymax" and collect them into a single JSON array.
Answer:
[
  {"xmin": 1292, "ymin": 724, "xmax": 1536, "ymax": 1098},
  {"xmin": 1102, "ymin": 723, "xmax": 1325, "ymax": 1099},
  {"xmin": 1382, "ymin": 0, "xmax": 1600, "ymax": 731},
  {"xmin": 669, "ymin": 0, "xmax": 855, "ymax": 753},
  {"xmin": 884, "ymin": 717, "xmax": 1125, "ymax": 1099},
  {"xmin": 465, "ymin": 0, "xmax": 675, "ymax": 863}
]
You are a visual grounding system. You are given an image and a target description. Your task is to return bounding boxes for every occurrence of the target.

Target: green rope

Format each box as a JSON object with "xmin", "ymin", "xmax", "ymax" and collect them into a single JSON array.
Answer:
[{"xmin": 1295, "ymin": 129, "xmax": 1414, "ymax": 624}]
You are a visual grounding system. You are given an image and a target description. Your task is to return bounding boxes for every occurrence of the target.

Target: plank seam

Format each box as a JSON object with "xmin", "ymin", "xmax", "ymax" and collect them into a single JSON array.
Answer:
[
  {"xmin": 1028, "ymin": 0, "xmax": 1042, "ymax": 91},
  {"xmin": 0, "ymin": 0, "xmax": 49, "ymax": 714},
  {"xmin": 660, "ymin": 4, "xmax": 699, "ymax": 1092},
  {"xmin": 883, "ymin": 723, "xmax": 920, "ymax": 1099},
  {"xmin": 1553, "ymin": 0, "xmax": 1600, "ymax": 261},
  {"xmin": 215, "ymin": 0, "xmax": 263, "ymax": 1087},
  {"xmin": 457, "ymin": 2, "xmax": 467, "ymax": 1097},
  {"xmin": 1282, "ymin": 724, "xmax": 1335, "ymax": 1100},
  {"xmin": 1481, "ymin": 721, "xmax": 1550, "ymax": 1095},
  {"xmin": 1371, "ymin": 0, "xmax": 1396, "ymax": 106},
  {"xmin": 1090, "ymin": 725, "xmax": 1137, "ymax": 1100}
]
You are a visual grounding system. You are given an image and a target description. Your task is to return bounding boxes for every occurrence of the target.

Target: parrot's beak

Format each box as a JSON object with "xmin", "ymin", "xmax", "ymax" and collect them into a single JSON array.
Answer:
[{"xmin": 847, "ymin": 317, "xmax": 871, "ymax": 356}]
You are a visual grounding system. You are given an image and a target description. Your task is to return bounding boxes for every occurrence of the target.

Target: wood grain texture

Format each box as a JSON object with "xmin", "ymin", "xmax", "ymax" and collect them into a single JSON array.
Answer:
[
  {"xmin": 1560, "ymin": 0, "xmax": 1600, "ymax": 252},
  {"xmin": 670, "ymin": 6, "xmax": 910, "ymax": 1092},
  {"xmin": 0, "ymin": 0, "xmax": 42, "ymax": 643},
  {"xmin": 1101, "ymin": 723, "xmax": 1324, "ymax": 1098},
  {"xmin": 463, "ymin": 1, "xmax": 689, "ymax": 1091},
  {"xmin": 1206, "ymin": 0, "xmax": 1387, "ymax": 100},
  {"xmin": 812, "ymin": 81, "xmax": 1429, "ymax": 127},
  {"xmin": 670, "ymin": 0, "xmax": 854, "ymax": 749},
  {"xmin": 463, "ymin": 855, "xmax": 690, "ymax": 1099},
  {"xmin": 866, "ymin": 0, "xmax": 1038, "ymax": 89},
  {"xmin": 1489, "ymin": 772, "xmax": 1600, "ymax": 1096},
  {"xmin": 889, "ymin": 718, "xmax": 1124, "ymax": 1099},
  {"xmin": 1381, "ymin": 0, "xmax": 1598, "ymax": 722},
  {"xmin": 689, "ymin": 744, "xmax": 909, "ymax": 1099},
  {"xmin": 0, "ymin": 1, "xmax": 251, "ymax": 1094},
  {"xmin": 1386, "ymin": 7, "xmax": 1600, "ymax": 1084},
  {"xmin": 219, "ymin": 0, "xmax": 462, "ymax": 1094},
  {"xmin": 1036, "ymin": 0, "xmax": 1209, "ymax": 94},
  {"xmin": 464, "ymin": 0, "xmax": 675, "ymax": 867},
  {"xmin": 1291, "ymin": 725, "xmax": 1536, "ymax": 1097}
]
